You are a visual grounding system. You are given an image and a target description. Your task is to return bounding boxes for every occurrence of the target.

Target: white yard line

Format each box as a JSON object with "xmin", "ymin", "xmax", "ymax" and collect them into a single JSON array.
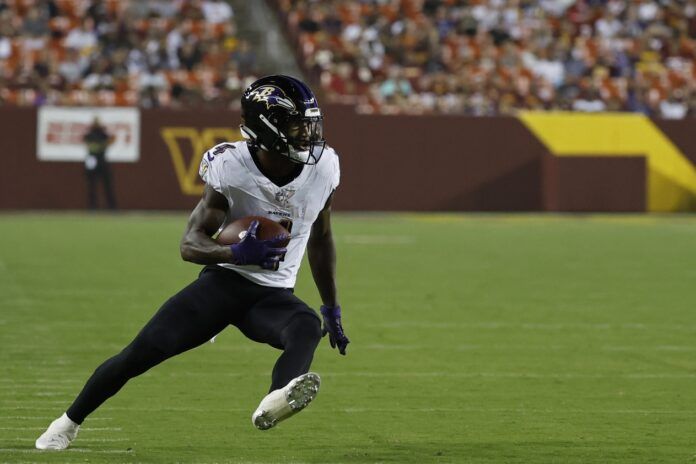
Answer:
[
  {"xmin": 1, "ymin": 404, "xmax": 71, "ymax": 409},
  {"xmin": 0, "ymin": 378, "xmax": 80, "ymax": 385},
  {"xmin": 375, "ymin": 321, "xmax": 696, "ymax": 332},
  {"xmin": 341, "ymin": 235, "xmax": 415, "ymax": 245},
  {"xmin": 161, "ymin": 371, "xmax": 696, "ymax": 379},
  {"xmin": 0, "ymin": 416, "xmax": 112, "ymax": 421},
  {"xmin": 1, "ymin": 401, "xmax": 69, "ymax": 406},
  {"xmin": 0, "ymin": 386, "xmax": 75, "ymax": 391},
  {"xmin": 0, "ymin": 417, "xmax": 57, "ymax": 420},
  {"xmin": 7, "ymin": 406, "xmax": 689, "ymax": 416},
  {"xmin": 602, "ymin": 345, "xmax": 696, "ymax": 352},
  {"xmin": 327, "ymin": 371, "xmax": 696, "ymax": 379},
  {"xmin": 0, "ymin": 407, "xmax": 70, "ymax": 411},
  {"xmin": 9, "ymin": 437, "xmax": 127, "ymax": 442},
  {"xmin": 0, "ymin": 448, "xmax": 132, "ymax": 454},
  {"xmin": 9, "ymin": 371, "xmax": 689, "ymax": 382},
  {"xmin": 336, "ymin": 407, "xmax": 696, "ymax": 415},
  {"xmin": 95, "ymin": 406, "xmax": 249, "ymax": 412},
  {"xmin": 165, "ymin": 372, "xmax": 248, "ymax": 377},
  {"xmin": 360, "ymin": 343, "xmax": 696, "ymax": 352},
  {"xmin": 0, "ymin": 427, "xmax": 121, "ymax": 431}
]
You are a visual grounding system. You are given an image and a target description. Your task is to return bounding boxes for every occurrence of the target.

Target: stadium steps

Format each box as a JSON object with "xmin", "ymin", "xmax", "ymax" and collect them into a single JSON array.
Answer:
[{"xmin": 228, "ymin": 0, "xmax": 303, "ymax": 77}]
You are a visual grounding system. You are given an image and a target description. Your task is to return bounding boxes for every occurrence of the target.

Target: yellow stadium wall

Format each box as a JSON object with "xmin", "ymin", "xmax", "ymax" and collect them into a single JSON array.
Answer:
[{"xmin": 520, "ymin": 112, "xmax": 696, "ymax": 212}]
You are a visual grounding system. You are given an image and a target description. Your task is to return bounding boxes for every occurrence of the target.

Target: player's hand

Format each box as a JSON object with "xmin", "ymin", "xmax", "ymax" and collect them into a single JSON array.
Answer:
[
  {"xmin": 320, "ymin": 305, "xmax": 349, "ymax": 355},
  {"xmin": 229, "ymin": 221, "xmax": 287, "ymax": 270}
]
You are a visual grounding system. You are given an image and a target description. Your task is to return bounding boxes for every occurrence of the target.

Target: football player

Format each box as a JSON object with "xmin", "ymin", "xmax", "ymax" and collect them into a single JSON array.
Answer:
[{"xmin": 36, "ymin": 75, "xmax": 350, "ymax": 450}]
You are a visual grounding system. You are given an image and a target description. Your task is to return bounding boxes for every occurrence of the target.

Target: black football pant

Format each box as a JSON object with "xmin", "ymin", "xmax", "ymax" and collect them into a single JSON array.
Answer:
[
  {"xmin": 66, "ymin": 266, "xmax": 322, "ymax": 424},
  {"xmin": 85, "ymin": 165, "xmax": 117, "ymax": 210}
]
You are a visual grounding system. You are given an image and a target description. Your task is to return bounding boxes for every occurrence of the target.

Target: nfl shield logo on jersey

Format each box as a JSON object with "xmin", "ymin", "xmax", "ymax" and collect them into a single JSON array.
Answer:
[{"xmin": 275, "ymin": 188, "xmax": 296, "ymax": 206}]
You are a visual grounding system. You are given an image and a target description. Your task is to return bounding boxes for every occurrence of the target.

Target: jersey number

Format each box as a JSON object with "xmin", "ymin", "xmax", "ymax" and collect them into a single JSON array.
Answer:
[{"xmin": 206, "ymin": 143, "xmax": 235, "ymax": 161}]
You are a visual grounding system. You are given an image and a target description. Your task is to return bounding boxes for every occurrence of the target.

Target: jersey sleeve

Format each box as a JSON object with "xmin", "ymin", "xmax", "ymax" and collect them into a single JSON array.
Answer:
[
  {"xmin": 327, "ymin": 147, "xmax": 340, "ymax": 191},
  {"xmin": 199, "ymin": 144, "xmax": 227, "ymax": 193}
]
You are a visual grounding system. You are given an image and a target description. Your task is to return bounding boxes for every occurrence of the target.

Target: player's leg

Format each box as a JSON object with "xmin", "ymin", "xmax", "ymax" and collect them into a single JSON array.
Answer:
[
  {"xmin": 36, "ymin": 267, "xmax": 240, "ymax": 450},
  {"xmin": 85, "ymin": 169, "xmax": 97, "ymax": 209},
  {"xmin": 101, "ymin": 165, "xmax": 117, "ymax": 210},
  {"xmin": 67, "ymin": 268, "xmax": 241, "ymax": 422},
  {"xmin": 239, "ymin": 291, "xmax": 323, "ymax": 390},
  {"xmin": 268, "ymin": 312, "xmax": 323, "ymax": 391},
  {"xmin": 236, "ymin": 291, "xmax": 323, "ymax": 429}
]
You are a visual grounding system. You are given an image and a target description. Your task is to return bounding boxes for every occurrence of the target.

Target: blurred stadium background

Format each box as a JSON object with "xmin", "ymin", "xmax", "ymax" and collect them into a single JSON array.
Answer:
[{"xmin": 1, "ymin": 0, "xmax": 696, "ymax": 463}]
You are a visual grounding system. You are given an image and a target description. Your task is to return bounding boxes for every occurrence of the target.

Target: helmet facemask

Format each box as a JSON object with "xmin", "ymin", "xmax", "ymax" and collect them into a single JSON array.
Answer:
[
  {"xmin": 284, "ymin": 114, "xmax": 325, "ymax": 165},
  {"xmin": 243, "ymin": 108, "xmax": 325, "ymax": 165}
]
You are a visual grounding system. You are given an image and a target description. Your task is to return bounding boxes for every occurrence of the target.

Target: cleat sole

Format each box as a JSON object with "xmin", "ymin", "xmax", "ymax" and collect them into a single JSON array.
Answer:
[
  {"xmin": 285, "ymin": 372, "xmax": 320, "ymax": 412},
  {"xmin": 251, "ymin": 372, "xmax": 321, "ymax": 431},
  {"xmin": 252, "ymin": 410, "xmax": 277, "ymax": 430}
]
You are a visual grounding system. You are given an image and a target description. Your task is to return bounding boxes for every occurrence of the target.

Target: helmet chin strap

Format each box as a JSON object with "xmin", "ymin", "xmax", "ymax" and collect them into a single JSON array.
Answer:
[
  {"xmin": 256, "ymin": 115, "xmax": 314, "ymax": 163},
  {"xmin": 287, "ymin": 146, "xmax": 311, "ymax": 164}
]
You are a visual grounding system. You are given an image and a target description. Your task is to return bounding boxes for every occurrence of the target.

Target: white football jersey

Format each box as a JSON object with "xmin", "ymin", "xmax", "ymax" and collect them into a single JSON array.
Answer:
[{"xmin": 199, "ymin": 141, "xmax": 340, "ymax": 288}]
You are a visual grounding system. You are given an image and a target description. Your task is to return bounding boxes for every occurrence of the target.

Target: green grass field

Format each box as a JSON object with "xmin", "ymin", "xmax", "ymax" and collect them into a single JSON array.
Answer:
[{"xmin": 1, "ymin": 213, "xmax": 695, "ymax": 464}]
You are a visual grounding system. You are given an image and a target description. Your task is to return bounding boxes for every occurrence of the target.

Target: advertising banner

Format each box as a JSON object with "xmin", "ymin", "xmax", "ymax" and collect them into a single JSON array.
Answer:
[{"xmin": 36, "ymin": 107, "xmax": 140, "ymax": 162}]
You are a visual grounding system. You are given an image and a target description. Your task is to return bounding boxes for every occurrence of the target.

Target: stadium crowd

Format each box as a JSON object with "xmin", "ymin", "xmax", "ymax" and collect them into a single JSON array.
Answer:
[
  {"xmin": 3, "ymin": 0, "xmax": 696, "ymax": 117},
  {"xmin": 0, "ymin": 0, "xmax": 258, "ymax": 108},
  {"xmin": 277, "ymin": 0, "xmax": 696, "ymax": 118}
]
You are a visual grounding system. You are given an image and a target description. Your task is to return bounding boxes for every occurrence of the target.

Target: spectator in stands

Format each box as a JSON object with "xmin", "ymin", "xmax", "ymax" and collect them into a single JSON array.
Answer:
[
  {"xmin": 660, "ymin": 89, "xmax": 688, "ymax": 119},
  {"xmin": 0, "ymin": 24, "xmax": 11, "ymax": 61},
  {"xmin": 83, "ymin": 57, "xmax": 114, "ymax": 90},
  {"xmin": 58, "ymin": 48, "xmax": 84, "ymax": 85},
  {"xmin": 139, "ymin": 63, "xmax": 168, "ymax": 93},
  {"xmin": 124, "ymin": 0, "xmax": 151, "ymax": 20},
  {"xmin": 202, "ymin": 0, "xmax": 234, "ymax": 25},
  {"xmin": 0, "ymin": 0, "xmax": 254, "ymax": 108},
  {"xmin": 21, "ymin": 6, "xmax": 49, "ymax": 38},
  {"xmin": 178, "ymin": 40, "xmax": 203, "ymax": 71},
  {"xmin": 231, "ymin": 39, "xmax": 257, "ymax": 76},
  {"xmin": 4, "ymin": 0, "xmax": 695, "ymax": 117},
  {"xmin": 85, "ymin": 0, "xmax": 111, "ymax": 27},
  {"xmin": 64, "ymin": 18, "xmax": 98, "ymax": 53},
  {"xmin": 275, "ymin": 0, "xmax": 696, "ymax": 118},
  {"xmin": 572, "ymin": 88, "xmax": 607, "ymax": 112},
  {"xmin": 378, "ymin": 66, "xmax": 413, "ymax": 104},
  {"xmin": 179, "ymin": 0, "xmax": 205, "ymax": 21}
]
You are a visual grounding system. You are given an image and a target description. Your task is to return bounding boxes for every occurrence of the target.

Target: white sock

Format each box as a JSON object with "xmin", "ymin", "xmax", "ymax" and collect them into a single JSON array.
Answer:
[{"xmin": 58, "ymin": 412, "xmax": 79, "ymax": 429}]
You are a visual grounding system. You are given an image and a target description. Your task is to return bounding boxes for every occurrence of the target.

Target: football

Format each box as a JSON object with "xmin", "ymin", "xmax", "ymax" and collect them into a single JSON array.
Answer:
[{"xmin": 216, "ymin": 216, "xmax": 290, "ymax": 246}]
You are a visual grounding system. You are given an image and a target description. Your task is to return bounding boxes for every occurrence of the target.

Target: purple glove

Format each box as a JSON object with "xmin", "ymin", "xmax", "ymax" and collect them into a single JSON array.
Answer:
[
  {"xmin": 230, "ymin": 221, "xmax": 287, "ymax": 271},
  {"xmin": 320, "ymin": 305, "xmax": 350, "ymax": 355}
]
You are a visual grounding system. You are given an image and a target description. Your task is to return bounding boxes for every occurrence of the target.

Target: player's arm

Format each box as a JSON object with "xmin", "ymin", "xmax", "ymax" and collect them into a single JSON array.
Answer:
[
  {"xmin": 180, "ymin": 185, "xmax": 287, "ymax": 268},
  {"xmin": 308, "ymin": 192, "xmax": 350, "ymax": 355},
  {"xmin": 308, "ymin": 192, "xmax": 337, "ymax": 306},
  {"xmin": 179, "ymin": 185, "xmax": 234, "ymax": 264}
]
